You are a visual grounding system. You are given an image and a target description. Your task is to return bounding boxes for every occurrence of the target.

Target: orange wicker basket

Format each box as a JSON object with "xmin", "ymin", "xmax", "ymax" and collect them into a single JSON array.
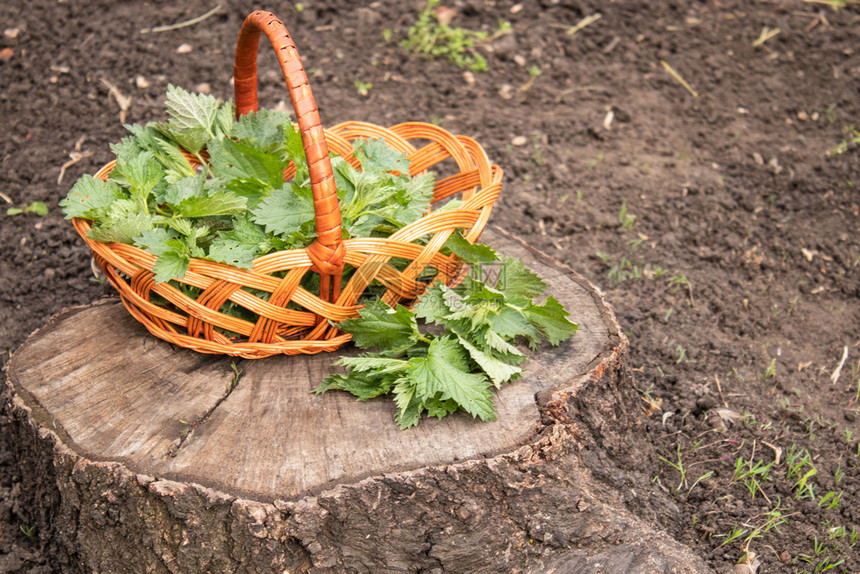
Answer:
[{"xmin": 72, "ymin": 10, "xmax": 503, "ymax": 359}]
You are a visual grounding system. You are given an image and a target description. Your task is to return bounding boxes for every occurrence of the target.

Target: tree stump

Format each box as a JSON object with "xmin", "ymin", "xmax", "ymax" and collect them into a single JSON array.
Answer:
[{"xmin": 4, "ymin": 227, "xmax": 711, "ymax": 573}]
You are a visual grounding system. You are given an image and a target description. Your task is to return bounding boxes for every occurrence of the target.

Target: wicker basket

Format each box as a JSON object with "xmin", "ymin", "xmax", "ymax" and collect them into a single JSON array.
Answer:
[{"xmin": 72, "ymin": 10, "xmax": 502, "ymax": 359}]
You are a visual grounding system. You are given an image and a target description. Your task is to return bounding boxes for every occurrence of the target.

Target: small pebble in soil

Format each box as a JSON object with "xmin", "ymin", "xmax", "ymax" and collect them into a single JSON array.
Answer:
[
  {"xmin": 499, "ymin": 84, "xmax": 514, "ymax": 99},
  {"xmin": 510, "ymin": 3, "xmax": 523, "ymax": 13},
  {"xmin": 511, "ymin": 135, "xmax": 527, "ymax": 146},
  {"xmin": 195, "ymin": 83, "xmax": 211, "ymax": 94},
  {"xmin": 0, "ymin": 47, "xmax": 13, "ymax": 60},
  {"xmin": 4, "ymin": 27, "xmax": 20, "ymax": 38},
  {"xmin": 176, "ymin": 43, "xmax": 193, "ymax": 54},
  {"xmin": 135, "ymin": 75, "xmax": 150, "ymax": 89}
]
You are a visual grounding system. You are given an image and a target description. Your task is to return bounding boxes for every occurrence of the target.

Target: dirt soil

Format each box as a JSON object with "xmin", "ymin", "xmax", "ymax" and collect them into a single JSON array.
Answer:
[{"xmin": 1, "ymin": 0, "xmax": 859, "ymax": 572}]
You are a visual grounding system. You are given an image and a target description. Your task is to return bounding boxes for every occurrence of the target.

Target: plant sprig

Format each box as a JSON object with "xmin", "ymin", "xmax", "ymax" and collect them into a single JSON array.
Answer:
[{"xmin": 315, "ymin": 242, "xmax": 578, "ymax": 428}]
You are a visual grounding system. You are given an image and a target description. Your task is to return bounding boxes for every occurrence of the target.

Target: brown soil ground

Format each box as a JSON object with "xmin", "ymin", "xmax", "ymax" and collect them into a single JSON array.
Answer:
[{"xmin": 1, "ymin": 0, "xmax": 859, "ymax": 572}]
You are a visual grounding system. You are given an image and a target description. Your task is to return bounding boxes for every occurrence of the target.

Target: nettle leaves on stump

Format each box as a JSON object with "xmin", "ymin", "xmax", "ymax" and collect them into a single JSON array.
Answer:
[{"xmin": 317, "ymin": 246, "xmax": 578, "ymax": 428}]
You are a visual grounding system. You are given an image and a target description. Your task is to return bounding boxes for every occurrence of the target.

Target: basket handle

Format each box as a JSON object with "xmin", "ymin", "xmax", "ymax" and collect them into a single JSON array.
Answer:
[{"xmin": 234, "ymin": 10, "xmax": 344, "ymax": 274}]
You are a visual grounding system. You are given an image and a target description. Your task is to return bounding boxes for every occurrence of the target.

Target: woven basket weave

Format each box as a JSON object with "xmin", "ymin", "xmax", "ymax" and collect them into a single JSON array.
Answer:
[{"xmin": 72, "ymin": 10, "xmax": 503, "ymax": 359}]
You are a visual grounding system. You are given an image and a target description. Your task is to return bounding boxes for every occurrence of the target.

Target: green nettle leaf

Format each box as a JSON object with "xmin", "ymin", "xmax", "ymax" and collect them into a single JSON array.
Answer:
[
  {"xmin": 389, "ymin": 172, "xmax": 434, "ymax": 224},
  {"xmin": 152, "ymin": 250, "xmax": 190, "ymax": 284},
  {"xmin": 105, "ymin": 198, "xmax": 144, "ymax": 220},
  {"xmin": 163, "ymin": 173, "xmax": 207, "ymax": 207},
  {"xmin": 175, "ymin": 189, "xmax": 247, "ymax": 218},
  {"xmin": 334, "ymin": 356, "xmax": 411, "ymax": 375},
  {"xmin": 353, "ymin": 137, "xmax": 411, "ymax": 174},
  {"xmin": 338, "ymin": 168, "xmax": 393, "ymax": 217},
  {"xmin": 217, "ymin": 214, "xmax": 270, "ymax": 250},
  {"xmin": 213, "ymin": 99, "xmax": 236, "ymax": 138},
  {"xmin": 167, "ymin": 217, "xmax": 195, "ymax": 237},
  {"xmin": 134, "ymin": 227, "xmax": 195, "ymax": 282},
  {"xmin": 497, "ymin": 257, "xmax": 547, "ymax": 300},
  {"xmin": 393, "ymin": 378, "xmax": 423, "ymax": 429},
  {"xmin": 134, "ymin": 227, "xmax": 178, "ymax": 256},
  {"xmin": 321, "ymin": 251, "xmax": 575, "ymax": 427},
  {"xmin": 332, "ymin": 153, "xmax": 433, "ymax": 238},
  {"xmin": 109, "ymin": 137, "xmax": 143, "ymax": 168},
  {"xmin": 522, "ymin": 296, "xmax": 579, "ymax": 346},
  {"xmin": 171, "ymin": 127, "xmax": 212, "ymax": 156},
  {"xmin": 454, "ymin": 335, "xmax": 522, "ymax": 387},
  {"xmin": 87, "ymin": 212, "xmax": 153, "ymax": 245},
  {"xmin": 124, "ymin": 124, "xmax": 197, "ymax": 180},
  {"xmin": 412, "ymin": 283, "xmax": 451, "ymax": 324},
  {"xmin": 123, "ymin": 151, "xmax": 164, "ymax": 195},
  {"xmin": 410, "ymin": 337, "xmax": 496, "ymax": 421},
  {"xmin": 481, "ymin": 328, "xmax": 525, "ymax": 358},
  {"xmin": 443, "ymin": 232, "xmax": 499, "ymax": 265},
  {"xmin": 233, "ymin": 108, "xmax": 293, "ymax": 150},
  {"xmin": 164, "ymin": 84, "xmax": 222, "ymax": 139},
  {"xmin": 60, "ymin": 175, "xmax": 124, "ymax": 220},
  {"xmin": 345, "ymin": 212, "xmax": 386, "ymax": 239},
  {"xmin": 337, "ymin": 300, "xmax": 419, "ymax": 353},
  {"xmin": 207, "ymin": 137, "xmax": 287, "ymax": 190},
  {"xmin": 423, "ymin": 396, "xmax": 459, "ymax": 419},
  {"xmin": 251, "ymin": 183, "xmax": 315, "ymax": 237},
  {"xmin": 282, "ymin": 121, "xmax": 306, "ymax": 178},
  {"xmin": 316, "ymin": 371, "xmax": 397, "ymax": 401},
  {"xmin": 489, "ymin": 306, "xmax": 541, "ymax": 347},
  {"xmin": 221, "ymin": 177, "xmax": 271, "ymax": 211},
  {"xmin": 208, "ymin": 238, "xmax": 259, "ymax": 269}
]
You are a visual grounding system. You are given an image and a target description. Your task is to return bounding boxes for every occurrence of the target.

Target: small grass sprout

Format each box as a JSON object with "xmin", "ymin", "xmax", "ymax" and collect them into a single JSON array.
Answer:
[
  {"xmin": 760, "ymin": 358, "xmax": 777, "ymax": 380},
  {"xmin": 619, "ymin": 201, "xmax": 636, "ymax": 230},
  {"xmin": 784, "ymin": 445, "xmax": 813, "ymax": 480},
  {"xmin": 741, "ymin": 501, "xmax": 790, "ymax": 552},
  {"xmin": 228, "ymin": 361, "xmax": 242, "ymax": 392},
  {"xmin": 718, "ymin": 524, "xmax": 748, "ymax": 547},
  {"xmin": 687, "ymin": 470, "xmax": 714, "ymax": 495},
  {"xmin": 658, "ymin": 445, "xmax": 687, "ymax": 492},
  {"xmin": 826, "ymin": 125, "xmax": 860, "ymax": 156},
  {"xmin": 732, "ymin": 456, "xmax": 774, "ymax": 500},
  {"xmin": 833, "ymin": 464, "xmax": 844, "ymax": 487},
  {"xmin": 817, "ymin": 490, "xmax": 842, "ymax": 509},
  {"xmin": 7, "ymin": 201, "xmax": 48, "ymax": 217},
  {"xmin": 354, "ymin": 80, "xmax": 373, "ymax": 97},
  {"xmin": 794, "ymin": 467, "xmax": 818, "ymax": 500}
]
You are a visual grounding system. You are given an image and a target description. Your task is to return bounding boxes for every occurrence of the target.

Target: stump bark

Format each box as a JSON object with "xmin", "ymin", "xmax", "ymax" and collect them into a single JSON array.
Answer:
[{"xmin": 4, "ymin": 227, "xmax": 712, "ymax": 573}]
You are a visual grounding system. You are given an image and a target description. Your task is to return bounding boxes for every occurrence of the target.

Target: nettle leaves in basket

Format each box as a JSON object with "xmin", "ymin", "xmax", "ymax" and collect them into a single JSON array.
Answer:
[
  {"xmin": 60, "ymin": 85, "xmax": 435, "ymax": 283},
  {"xmin": 315, "ymin": 244, "xmax": 579, "ymax": 429}
]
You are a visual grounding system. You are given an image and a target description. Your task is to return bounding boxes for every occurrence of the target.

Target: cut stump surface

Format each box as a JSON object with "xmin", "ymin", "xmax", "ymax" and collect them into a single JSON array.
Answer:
[{"xmin": 5, "ymin": 227, "xmax": 712, "ymax": 573}]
